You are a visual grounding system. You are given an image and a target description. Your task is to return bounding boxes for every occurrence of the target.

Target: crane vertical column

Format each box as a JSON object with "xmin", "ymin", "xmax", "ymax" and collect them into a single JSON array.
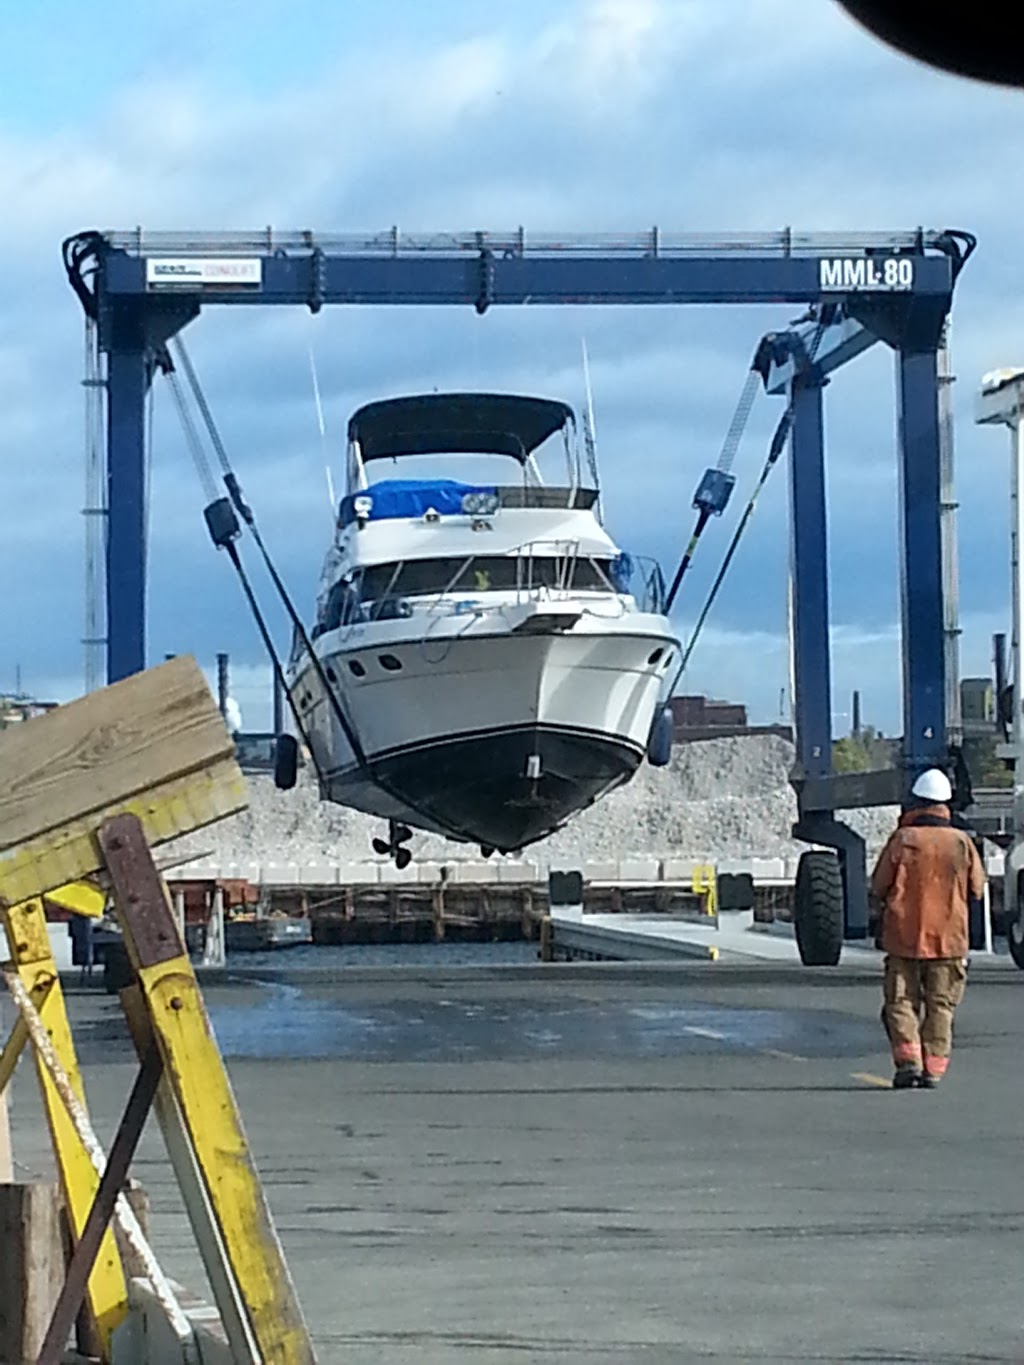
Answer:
[
  {"xmin": 105, "ymin": 313, "xmax": 149, "ymax": 683},
  {"xmin": 788, "ymin": 374, "xmax": 833, "ymax": 786},
  {"xmin": 896, "ymin": 346, "xmax": 948, "ymax": 781}
]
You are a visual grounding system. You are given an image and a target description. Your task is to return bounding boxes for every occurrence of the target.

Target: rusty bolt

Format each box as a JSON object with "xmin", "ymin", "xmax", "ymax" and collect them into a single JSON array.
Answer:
[{"xmin": 170, "ymin": 997, "xmax": 183, "ymax": 1011}]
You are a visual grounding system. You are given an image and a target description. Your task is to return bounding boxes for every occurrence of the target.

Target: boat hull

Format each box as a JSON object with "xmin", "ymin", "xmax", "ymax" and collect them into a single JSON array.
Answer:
[{"xmin": 290, "ymin": 613, "xmax": 678, "ymax": 851}]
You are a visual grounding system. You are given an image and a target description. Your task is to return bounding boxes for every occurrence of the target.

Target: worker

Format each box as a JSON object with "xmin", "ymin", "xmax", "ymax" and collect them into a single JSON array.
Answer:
[{"xmin": 870, "ymin": 767, "xmax": 986, "ymax": 1090}]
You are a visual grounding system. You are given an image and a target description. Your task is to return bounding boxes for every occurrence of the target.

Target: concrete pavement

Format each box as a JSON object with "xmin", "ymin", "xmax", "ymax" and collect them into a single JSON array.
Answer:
[{"xmin": 6, "ymin": 962, "xmax": 1022, "ymax": 1362}]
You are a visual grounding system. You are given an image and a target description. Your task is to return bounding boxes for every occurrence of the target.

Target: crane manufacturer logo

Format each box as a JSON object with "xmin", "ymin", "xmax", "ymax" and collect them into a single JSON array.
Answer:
[
  {"xmin": 819, "ymin": 257, "xmax": 915, "ymax": 291},
  {"xmin": 145, "ymin": 258, "xmax": 262, "ymax": 289}
]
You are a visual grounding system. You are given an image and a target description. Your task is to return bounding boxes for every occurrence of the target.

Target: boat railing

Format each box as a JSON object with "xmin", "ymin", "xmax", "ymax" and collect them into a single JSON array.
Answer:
[{"xmin": 320, "ymin": 542, "xmax": 668, "ymax": 631}]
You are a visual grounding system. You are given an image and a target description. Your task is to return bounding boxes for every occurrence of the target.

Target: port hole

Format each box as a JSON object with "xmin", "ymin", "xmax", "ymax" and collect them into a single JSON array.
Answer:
[
  {"xmin": 379, "ymin": 654, "xmax": 403, "ymax": 672},
  {"xmin": 647, "ymin": 648, "xmax": 664, "ymax": 665},
  {"xmin": 348, "ymin": 660, "xmax": 366, "ymax": 677}
]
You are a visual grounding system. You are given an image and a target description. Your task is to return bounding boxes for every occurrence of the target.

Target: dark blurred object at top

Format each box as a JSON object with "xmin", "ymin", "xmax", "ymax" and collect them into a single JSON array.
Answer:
[{"xmin": 834, "ymin": 2, "xmax": 1024, "ymax": 88}]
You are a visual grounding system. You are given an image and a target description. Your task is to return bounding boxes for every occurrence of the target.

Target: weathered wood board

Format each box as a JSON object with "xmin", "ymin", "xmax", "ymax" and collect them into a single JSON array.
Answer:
[
  {"xmin": 0, "ymin": 657, "xmax": 248, "ymax": 904},
  {"xmin": 0, "ymin": 1182, "xmax": 65, "ymax": 1362}
]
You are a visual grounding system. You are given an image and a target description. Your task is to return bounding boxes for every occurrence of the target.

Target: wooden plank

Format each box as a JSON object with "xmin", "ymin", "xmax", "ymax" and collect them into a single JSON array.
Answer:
[
  {"xmin": 0, "ymin": 1182, "xmax": 65, "ymax": 1363},
  {"xmin": 0, "ymin": 1086, "xmax": 11, "ymax": 1182},
  {"xmin": 0, "ymin": 758, "xmax": 247, "ymax": 907},
  {"xmin": 0, "ymin": 655, "xmax": 242, "ymax": 855}
]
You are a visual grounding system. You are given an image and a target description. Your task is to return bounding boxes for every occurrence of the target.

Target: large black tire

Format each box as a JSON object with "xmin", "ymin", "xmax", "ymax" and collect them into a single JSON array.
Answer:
[
  {"xmin": 793, "ymin": 851, "xmax": 844, "ymax": 966},
  {"xmin": 274, "ymin": 734, "xmax": 299, "ymax": 790}
]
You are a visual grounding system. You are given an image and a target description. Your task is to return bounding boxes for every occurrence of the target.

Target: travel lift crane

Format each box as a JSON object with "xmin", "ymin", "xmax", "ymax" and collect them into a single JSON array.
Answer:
[
  {"xmin": 976, "ymin": 369, "xmax": 1024, "ymax": 969},
  {"xmin": 64, "ymin": 225, "xmax": 975, "ymax": 964}
]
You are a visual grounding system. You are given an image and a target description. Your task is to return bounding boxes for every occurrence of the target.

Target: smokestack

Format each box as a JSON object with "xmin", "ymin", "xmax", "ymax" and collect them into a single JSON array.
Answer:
[
  {"xmin": 273, "ymin": 669, "xmax": 285, "ymax": 736},
  {"xmin": 216, "ymin": 653, "xmax": 229, "ymax": 719},
  {"xmin": 995, "ymin": 632, "xmax": 1008, "ymax": 736},
  {"xmin": 852, "ymin": 690, "xmax": 861, "ymax": 739}
]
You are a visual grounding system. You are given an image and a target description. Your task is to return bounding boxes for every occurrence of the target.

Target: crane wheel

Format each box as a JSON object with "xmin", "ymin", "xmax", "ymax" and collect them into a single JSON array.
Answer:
[{"xmin": 793, "ymin": 851, "xmax": 844, "ymax": 967}]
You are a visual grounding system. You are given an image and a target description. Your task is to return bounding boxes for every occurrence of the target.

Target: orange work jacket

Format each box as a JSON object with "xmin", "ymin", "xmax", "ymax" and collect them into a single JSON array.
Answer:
[{"xmin": 870, "ymin": 804, "xmax": 985, "ymax": 959}]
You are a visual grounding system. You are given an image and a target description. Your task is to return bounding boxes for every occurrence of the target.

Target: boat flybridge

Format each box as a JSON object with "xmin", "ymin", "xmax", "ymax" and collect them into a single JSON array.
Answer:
[{"xmin": 284, "ymin": 391, "xmax": 680, "ymax": 861}]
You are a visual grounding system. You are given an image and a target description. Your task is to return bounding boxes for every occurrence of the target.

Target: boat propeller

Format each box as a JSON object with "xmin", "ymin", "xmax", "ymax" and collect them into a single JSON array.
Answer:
[{"xmin": 373, "ymin": 819, "xmax": 413, "ymax": 868}]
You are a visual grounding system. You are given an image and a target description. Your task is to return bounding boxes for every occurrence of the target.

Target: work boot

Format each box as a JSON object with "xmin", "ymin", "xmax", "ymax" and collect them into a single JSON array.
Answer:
[
  {"xmin": 917, "ymin": 1072, "xmax": 940, "ymax": 1089},
  {"xmin": 892, "ymin": 1064, "xmax": 922, "ymax": 1090}
]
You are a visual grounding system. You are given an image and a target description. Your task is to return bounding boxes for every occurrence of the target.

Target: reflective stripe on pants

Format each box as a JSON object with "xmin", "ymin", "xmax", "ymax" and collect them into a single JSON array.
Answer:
[{"xmin": 882, "ymin": 955, "xmax": 967, "ymax": 1075}]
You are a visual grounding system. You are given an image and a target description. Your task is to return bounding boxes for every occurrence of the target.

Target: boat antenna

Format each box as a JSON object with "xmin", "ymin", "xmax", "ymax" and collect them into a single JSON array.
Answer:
[
  {"xmin": 581, "ymin": 339, "xmax": 603, "ymax": 521},
  {"xmin": 308, "ymin": 334, "xmax": 336, "ymax": 523}
]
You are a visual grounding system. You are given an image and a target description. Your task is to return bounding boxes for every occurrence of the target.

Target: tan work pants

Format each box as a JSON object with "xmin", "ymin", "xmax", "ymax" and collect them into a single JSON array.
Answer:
[{"xmin": 882, "ymin": 955, "xmax": 967, "ymax": 1077}]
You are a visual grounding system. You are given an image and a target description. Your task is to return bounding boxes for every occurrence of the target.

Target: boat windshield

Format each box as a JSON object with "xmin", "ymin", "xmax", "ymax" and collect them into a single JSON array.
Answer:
[{"xmin": 312, "ymin": 551, "xmax": 666, "ymax": 636}]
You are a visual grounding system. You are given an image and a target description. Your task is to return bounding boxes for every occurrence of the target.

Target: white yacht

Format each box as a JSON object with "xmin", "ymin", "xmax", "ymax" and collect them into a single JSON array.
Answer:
[{"xmin": 284, "ymin": 392, "xmax": 679, "ymax": 857}]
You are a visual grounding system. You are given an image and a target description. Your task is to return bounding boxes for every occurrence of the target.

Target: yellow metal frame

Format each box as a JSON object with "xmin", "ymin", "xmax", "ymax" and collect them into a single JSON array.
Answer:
[
  {"xmin": 0, "ymin": 898, "xmax": 129, "ymax": 1354},
  {"xmin": 0, "ymin": 659, "xmax": 316, "ymax": 1365}
]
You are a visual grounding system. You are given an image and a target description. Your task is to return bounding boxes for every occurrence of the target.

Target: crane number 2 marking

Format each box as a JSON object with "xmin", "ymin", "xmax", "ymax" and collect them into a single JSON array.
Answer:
[{"xmin": 819, "ymin": 257, "xmax": 915, "ymax": 291}]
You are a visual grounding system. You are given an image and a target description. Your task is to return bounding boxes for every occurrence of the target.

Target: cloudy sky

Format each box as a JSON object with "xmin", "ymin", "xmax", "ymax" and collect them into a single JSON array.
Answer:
[{"xmin": 3, "ymin": 0, "xmax": 1024, "ymax": 734}]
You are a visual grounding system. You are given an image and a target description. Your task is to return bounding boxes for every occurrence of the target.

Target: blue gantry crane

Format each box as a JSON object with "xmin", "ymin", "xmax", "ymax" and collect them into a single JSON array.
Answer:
[{"xmin": 62, "ymin": 225, "xmax": 975, "ymax": 963}]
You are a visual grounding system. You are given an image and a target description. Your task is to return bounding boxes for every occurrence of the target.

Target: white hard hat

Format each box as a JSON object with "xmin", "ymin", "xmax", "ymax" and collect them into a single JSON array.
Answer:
[{"xmin": 911, "ymin": 768, "xmax": 952, "ymax": 803}]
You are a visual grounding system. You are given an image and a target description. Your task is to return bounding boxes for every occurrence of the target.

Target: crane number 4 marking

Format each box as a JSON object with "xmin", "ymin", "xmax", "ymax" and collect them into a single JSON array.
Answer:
[{"xmin": 819, "ymin": 257, "xmax": 914, "ymax": 291}]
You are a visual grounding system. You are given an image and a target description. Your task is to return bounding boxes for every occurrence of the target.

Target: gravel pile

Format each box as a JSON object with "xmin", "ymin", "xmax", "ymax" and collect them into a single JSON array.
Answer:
[{"xmin": 168, "ymin": 734, "xmax": 901, "ymax": 873}]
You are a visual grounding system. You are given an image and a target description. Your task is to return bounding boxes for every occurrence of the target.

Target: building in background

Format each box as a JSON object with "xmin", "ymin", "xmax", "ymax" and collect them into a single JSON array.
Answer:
[
  {"xmin": 668, "ymin": 694, "xmax": 792, "ymax": 743},
  {"xmin": 0, "ymin": 694, "xmax": 58, "ymax": 727}
]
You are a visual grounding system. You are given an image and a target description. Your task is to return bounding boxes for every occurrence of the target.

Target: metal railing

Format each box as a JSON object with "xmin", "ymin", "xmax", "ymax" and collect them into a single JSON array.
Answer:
[
  {"xmin": 333, "ymin": 543, "xmax": 668, "ymax": 627},
  {"xmin": 102, "ymin": 227, "xmax": 948, "ymax": 260}
]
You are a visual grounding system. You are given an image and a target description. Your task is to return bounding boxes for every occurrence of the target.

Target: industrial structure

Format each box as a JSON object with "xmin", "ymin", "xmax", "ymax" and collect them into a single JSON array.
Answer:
[
  {"xmin": 975, "ymin": 369, "xmax": 1024, "ymax": 967},
  {"xmin": 63, "ymin": 225, "xmax": 976, "ymax": 963}
]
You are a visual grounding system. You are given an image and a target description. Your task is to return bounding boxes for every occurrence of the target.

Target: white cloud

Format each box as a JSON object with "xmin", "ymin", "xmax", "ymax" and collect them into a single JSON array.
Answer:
[{"xmin": 2, "ymin": 0, "xmax": 1023, "ymax": 731}]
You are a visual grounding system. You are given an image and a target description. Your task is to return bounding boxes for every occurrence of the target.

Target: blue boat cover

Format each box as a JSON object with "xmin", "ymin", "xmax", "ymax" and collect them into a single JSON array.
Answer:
[{"xmin": 338, "ymin": 478, "xmax": 498, "ymax": 528}]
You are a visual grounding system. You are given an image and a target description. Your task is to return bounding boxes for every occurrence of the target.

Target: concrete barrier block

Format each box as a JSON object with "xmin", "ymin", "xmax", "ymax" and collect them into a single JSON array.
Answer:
[
  {"xmin": 497, "ymin": 860, "xmax": 538, "ymax": 884},
  {"xmin": 259, "ymin": 863, "xmax": 301, "ymax": 886},
  {"xmin": 298, "ymin": 863, "xmax": 337, "ymax": 887},
  {"xmin": 377, "ymin": 860, "xmax": 418, "ymax": 884},
  {"xmin": 751, "ymin": 858, "xmax": 787, "ymax": 882},
  {"xmin": 448, "ymin": 861, "xmax": 500, "ymax": 884},
  {"xmin": 583, "ymin": 860, "xmax": 619, "ymax": 883},
  {"xmin": 616, "ymin": 859, "xmax": 660, "ymax": 883},
  {"xmin": 660, "ymin": 858, "xmax": 700, "ymax": 883},
  {"xmin": 334, "ymin": 861, "xmax": 372, "ymax": 886}
]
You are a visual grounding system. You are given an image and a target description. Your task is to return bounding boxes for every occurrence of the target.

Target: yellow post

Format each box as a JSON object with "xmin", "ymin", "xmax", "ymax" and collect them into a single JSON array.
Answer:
[
  {"xmin": 692, "ymin": 863, "xmax": 718, "ymax": 916},
  {"xmin": 0, "ymin": 899, "xmax": 128, "ymax": 1356}
]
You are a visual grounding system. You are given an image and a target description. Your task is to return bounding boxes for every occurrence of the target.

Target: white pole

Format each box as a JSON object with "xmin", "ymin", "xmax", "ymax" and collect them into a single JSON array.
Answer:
[
  {"xmin": 1013, "ymin": 411, "xmax": 1024, "ymax": 834},
  {"xmin": 1004, "ymin": 406, "xmax": 1024, "ymax": 947}
]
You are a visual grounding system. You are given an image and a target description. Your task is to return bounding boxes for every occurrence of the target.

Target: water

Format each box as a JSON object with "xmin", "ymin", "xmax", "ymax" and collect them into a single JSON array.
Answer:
[{"xmin": 223, "ymin": 940, "xmax": 539, "ymax": 972}]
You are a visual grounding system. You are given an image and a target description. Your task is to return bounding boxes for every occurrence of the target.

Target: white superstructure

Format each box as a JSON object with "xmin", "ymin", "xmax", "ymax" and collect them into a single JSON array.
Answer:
[{"xmin": 285, "ymin": 392, "xmax": 679, "ymax": 855}]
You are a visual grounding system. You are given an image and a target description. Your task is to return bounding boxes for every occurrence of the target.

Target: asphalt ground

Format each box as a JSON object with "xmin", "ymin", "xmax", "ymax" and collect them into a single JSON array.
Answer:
[{"xmin": 6, "ymin": 961, "xmax": 1022, "ymax": 1363}]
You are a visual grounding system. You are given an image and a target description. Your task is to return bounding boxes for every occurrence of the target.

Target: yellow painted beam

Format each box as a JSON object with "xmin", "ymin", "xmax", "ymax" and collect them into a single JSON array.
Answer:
[
  {"xmin": 45, "ymin": 880, "xmax": 106, "ymax": 919},
  {"xmin": 134, "ymin": 954, "xmax": 316, "ymax": 1364},
  {"xmin": 0, "ymin": 759, "xmax": 246, "ymax": 906},
  {"xmin": 0, "ymin": 900, "xmax": 129, "ymax": 1356}
]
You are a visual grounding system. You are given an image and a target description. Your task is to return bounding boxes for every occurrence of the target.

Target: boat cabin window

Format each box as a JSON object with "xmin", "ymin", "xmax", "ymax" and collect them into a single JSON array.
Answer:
[{"xmin": 359, "ymin": 555, "xmax": 618, "ymax": 605}]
